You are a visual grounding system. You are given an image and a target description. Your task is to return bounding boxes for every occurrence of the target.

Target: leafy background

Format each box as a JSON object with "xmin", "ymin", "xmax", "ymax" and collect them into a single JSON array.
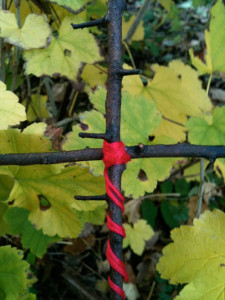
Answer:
[{"xmin": 0, "ymin": 0, "xmax": 225, "ymax": 299}]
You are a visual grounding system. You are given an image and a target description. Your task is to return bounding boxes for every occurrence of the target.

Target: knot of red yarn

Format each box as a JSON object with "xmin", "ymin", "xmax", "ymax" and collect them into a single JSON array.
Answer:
[
  {"xmin": 103, "ymin": 140, "xmax": 131, "ymax": 169},
  {"xmin": 103, "ymin": 140, "xmax": 131, "ymax": 300}
]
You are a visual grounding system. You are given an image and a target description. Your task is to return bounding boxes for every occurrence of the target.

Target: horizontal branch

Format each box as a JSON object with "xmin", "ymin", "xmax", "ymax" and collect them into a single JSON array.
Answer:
[
  {"xmin": 0, "ymin": 148, "xmax": 103, "ymax": 165},
  {"xmin": 128, "ymin": 144, "xmax": 225, "ymax": 159},
  {"xmin": 0, "ymin": 144, "xmax": 225, "ymax": 166}
]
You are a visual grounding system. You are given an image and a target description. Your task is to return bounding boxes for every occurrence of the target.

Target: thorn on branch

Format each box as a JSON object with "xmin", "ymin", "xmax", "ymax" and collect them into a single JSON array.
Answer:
[
  {"xmin": 79, "ymin": 132, "xmax": 112, "ymax": 141},
  {"xmin": 71, "ymin": 17, "xmax": 106, "ymax": 30},
  {"xmin": 118, "ymin": 68, "xmax": 142, "ymax": 76},
  {"xmin": 74, "ymin": 195, "xmax": 107, "ymax": 201}
]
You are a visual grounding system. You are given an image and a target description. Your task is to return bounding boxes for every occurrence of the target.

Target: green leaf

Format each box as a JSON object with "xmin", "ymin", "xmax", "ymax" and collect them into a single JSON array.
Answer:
[
  {"xmin": 141, "ymin": 199, "xmax": 158, "ymax": 229},
  {"xmin": 5, "ymin": 207, "xmax": 60, "ymax": 258},
  {"xmin": 121, "ymin": 93, "xmax": 162, "ymax": 145},
  {"xmin": 160, "ymin": 180, "xmax": 173, "ymax": 194},
  {"xmin": 0, "ymin": 246, "xmax": 36, "ymax": 299},
  {"xmin": 0, "ymin": 10, "xmax": 51, "ymax": 49},
  {"xmin": 160, "ymin": 201, "xmax": 189, "ymax": 229},
  {"xmin": 175, "ymin": 179, "xmax": 190, "ymax": 196},
  {"xmin": 86, "ymin": 0, "xmax": 107, "ymax": 19},
  {"xmin": 186, "ymin": 106, "xmax": 225, "ymax": 186},
  {"xmin": 89, "ymin": 87, "xmax": 106, "ymax": 113},
  {"xmin": 24, "ymin": 15, "xmax": 102, "ymax": 80},
  {"xmin": 186, "ymin": 107, "xmax": 225, "ymax": 145},
  {"xmin": 123, "ymin": 220, "xmax": 154, "ymax": 255},
  {"xmin": 0, "ymin": 81, "xmax": 26, "ymax": 130}
]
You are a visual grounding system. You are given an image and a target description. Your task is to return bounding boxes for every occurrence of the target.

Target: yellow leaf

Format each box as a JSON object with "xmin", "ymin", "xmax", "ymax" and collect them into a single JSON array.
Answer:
[
  {"xmin": 49, "ymin": 0, "xmax": 87, "ymax": 12},
  {"xmin": 189, "ymin": 0, "xmax": 225, "ymax": 74},
  {"xmin": 157, "ymin": 209, "xmax": 225, "ymax": 298},
  {"xmin": 123, "ymin": 60, "xmax": 212, "ymax": 142},
  {"xmin": 24, "ymin": 15, "xmax": 102, "ymax": 80},
  {"xmin": 0, "ymin": 10, "xmax": 51, "ymax": 49},
  {"xmin": 175, "ymin": 270, "xmax": 225, "ymax": 300},
  {"xmin": 154, "ymin": 0, "xmax": 175, "ymax": 12},
  {"xmin": 0, "ymin": 81, "xmax": 26, "ymax": 129},
  {"xmin": 0, "ymin": 124, "xmax": 105, "ymax": 238},
  {"xmin": 9, "ymin": 1, "xmax": 41, "ymax": 25},
  {"xmin": 122, "ymin": 16, "xmax": 144, "ymax": 41},
  {"xmin": 182, "ymin": 160, "xmax": 207, "ymax": 182},
  {"xmin": 123, "ymin": 220, "xmax": 154, "ymax": 255},
  {"xmin": 81, "ymin": 64, "xmax": 107, "ymax": 88},
  {"xmin": 23, "ymin": 94, "xmax": 49, "ymax": 122},
  {"xmin": 154, "ymin": 118, "xmax": 186, "ymax": 142}
]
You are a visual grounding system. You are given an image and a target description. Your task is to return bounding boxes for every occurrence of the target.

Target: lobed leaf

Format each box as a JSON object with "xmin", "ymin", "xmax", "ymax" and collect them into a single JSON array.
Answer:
[
  {"xmin": 123, "ymin": 60, "xmax": 211, "ymax": 142},
  {"xmin": 24, "ymin": 15, "xmax": 102, "ymax": 80},
  {"xmin": 0, "ymin": 10, "xmax": 51, "ymax": 49},
  {"xmin": 0, "ymin": 81, "xmax": 26, "ymax": 130},
  {"xmin": 157, "ymin": 209, "xmax": 225, "ymax": 299},
  {"xmin": 0, "ymin": 123, "xmax": 105, "ymax": 238},
  {"xmin": 189, "ymin": 0, "xmax": 225, "ymax": 74},
  {"xmin": 0, "ymin": 246, "xmax": 36, "ymax": 299},
  {"xmin": 123, "ymin": 220, "xmax": 154, "ymax": 255},
  {"xmin": 186, "ymin": 106, "xmax": 225, "ymax": 181},
  {"xmin": 5, "ymin": 207, "xmax": 60, "ymax": 258},
  {"xmin": 122, "ymin": 16, "xmax": 144, "ymax": 41},
  {"xmin": 49, "ymin": 0, "xmax": 87, "ymax": 12}
]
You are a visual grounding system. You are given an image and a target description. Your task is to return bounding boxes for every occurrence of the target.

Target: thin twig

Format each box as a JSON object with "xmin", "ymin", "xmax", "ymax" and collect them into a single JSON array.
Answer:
[
  {"xmin": 63, "ymin": 273, "xmax": 102, "ymax": 300},
  {"xmin": 124, "ymin": 0, "xmax": 152, "ymax": 44},
  {"xmin": 196, "ymin": 158, "xmax": 205, "ymax": 218},
  {"xmin": 0, "ymin": 0, "xmax": 7, "ymax": 82},
  {"xmin": 147, "ymin": 281, "xmax": 156, "ymax": 300},
  {"xmin": 43, "ymin": 77, "xmax": 58, "ymax": 120},
  {"xmin": 11, "ymin": 0, "xmax": 21, "ymax": 91},
  {"xmin": 123, "ymin": 41, "xmax": 136, "ymax": 69}
]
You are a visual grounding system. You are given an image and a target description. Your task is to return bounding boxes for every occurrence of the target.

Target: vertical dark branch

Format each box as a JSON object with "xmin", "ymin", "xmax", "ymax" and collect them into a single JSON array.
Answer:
[{"xmin": 106, "ymin": 1, "xmax": 126, "ymax": 299}]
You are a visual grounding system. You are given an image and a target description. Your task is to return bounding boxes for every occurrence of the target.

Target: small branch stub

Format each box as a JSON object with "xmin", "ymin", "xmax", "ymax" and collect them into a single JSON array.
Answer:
[
  {"xmin": 79, "ymin": 132, "xmax": 112, "ymax": 140},
  {"xmin": 74, "ymin": 195, "xmax": 107, "ymax": 201},
  {"xmin": 118, "ymin": 69, "xmax": 142, "ymax": 76},
  {"xmin": 71, "ymin": 17, "xmax": 106, "ymax": 30}
]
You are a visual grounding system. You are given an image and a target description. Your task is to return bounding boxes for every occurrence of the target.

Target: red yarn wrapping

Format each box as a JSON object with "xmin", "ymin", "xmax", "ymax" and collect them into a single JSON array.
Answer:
[
  {"xmin": 103, "ymin": 140, "xmax": 131, "ymax": 299},
  {"xmin": 108, "ymin": 276, "xmax": 126, "ymax": 300}
]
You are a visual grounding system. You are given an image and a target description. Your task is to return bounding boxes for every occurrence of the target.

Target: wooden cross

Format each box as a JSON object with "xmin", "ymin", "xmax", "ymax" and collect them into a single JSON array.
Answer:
[{"xmin": 1, "ymin": 1, "xmax": 225, "ymax": 299}]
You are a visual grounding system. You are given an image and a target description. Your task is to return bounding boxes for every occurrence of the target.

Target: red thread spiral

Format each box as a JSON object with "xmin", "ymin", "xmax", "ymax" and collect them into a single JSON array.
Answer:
[{"xmin": 103, "ymin": 140, "xmax": 131, "ymax": 299}]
